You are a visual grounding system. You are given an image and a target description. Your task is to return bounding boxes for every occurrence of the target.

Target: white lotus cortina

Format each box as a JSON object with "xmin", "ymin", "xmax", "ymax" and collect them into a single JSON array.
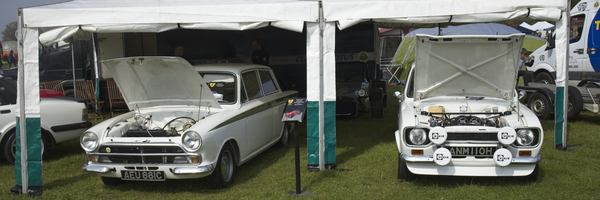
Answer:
[
  {"xmin": 395, "ymin": 34, "xmax": 542, "ymax": 181},
  {"xmin": 81, "ymin": 57, "xmax": 297, "ymax": 188}
]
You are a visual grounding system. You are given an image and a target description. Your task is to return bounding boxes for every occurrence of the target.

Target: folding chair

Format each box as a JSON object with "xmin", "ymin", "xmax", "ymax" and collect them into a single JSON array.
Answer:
[
  {"xmin": 43, "ymin": 81, "xmax": 65, "ymax": 95},
  {"xmin": 106, "ymin": 79, "xmax": 128, "ymax": 117},
  {"xmin": 75, "ymin": 80, "xmax": 104, "ymax": 120}
]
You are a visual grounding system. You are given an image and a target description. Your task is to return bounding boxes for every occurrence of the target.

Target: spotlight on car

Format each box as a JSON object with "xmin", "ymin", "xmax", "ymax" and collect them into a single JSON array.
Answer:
[{"xmin": 356, "ymin": 89, "xmax": 367, "ymax": 97}]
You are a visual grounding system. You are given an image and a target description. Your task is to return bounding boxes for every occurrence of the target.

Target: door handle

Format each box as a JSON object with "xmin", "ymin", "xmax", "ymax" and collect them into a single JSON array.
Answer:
[
  {"xmin": 588, "ymin": 47, "xmax": 597, "ymax": 54},
  {"xmin": 1, "ymin": 110, "xmax": 11, "ymax": 114},
  {"xmin": 573, "ymin": 49, "xmax": 584, "ymax": 54}
]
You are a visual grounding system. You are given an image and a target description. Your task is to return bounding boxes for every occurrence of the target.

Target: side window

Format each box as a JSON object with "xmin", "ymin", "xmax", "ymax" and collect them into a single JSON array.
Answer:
[
  {"xmin": 570, "ymin": 14, "xmax": 585, "ymax": 43},
  {"xmin": 258, "ymin": 70, "xmax": 278, "ymax": 95},
  {"xmin": 241, "ymin": 71, "xmax": 263, "ymax": 101}
]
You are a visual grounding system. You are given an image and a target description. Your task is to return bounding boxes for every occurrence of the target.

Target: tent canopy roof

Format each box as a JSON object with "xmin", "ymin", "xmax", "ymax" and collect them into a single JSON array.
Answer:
[{"xmin": 322, "ymin": 0, "xmax": 567, "ymax": 29}]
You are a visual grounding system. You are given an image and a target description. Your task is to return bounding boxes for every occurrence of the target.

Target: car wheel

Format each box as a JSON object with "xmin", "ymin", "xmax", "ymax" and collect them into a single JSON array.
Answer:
[
  {"xmin": 275, "ymin": 123, "xmax": 291, "ymax": 147},
  {"xmin": 524, "ymin": 164, "xmax": 539, "ymax": 181},
  {"xmin": 534, "ymin": 72, "xmax": 554, "ymax": 84},
  {"xmin": 2, "ymin": 130, "xmax": 46, "ymax": 164},
  {"xmin": 567, "ymin": 86, "xmax": 583, "ymax": 119},
  {"xmin": 371, "ymin": 99, "xmax": 383, "ymax": 118},
  {"xmin": 398, "ymin": 154, "xmax": 415, "ymax": 181},
  {"xmin": 527, "ymin": 92, "xmax": 551, "ymax": 120},
  {"xmin": 209, "ymin": 144, "xmax": 236, "ymax": 188},
  {"xmin": 101, "ymin": 177, "xmax": 123, "ymax": 186}
]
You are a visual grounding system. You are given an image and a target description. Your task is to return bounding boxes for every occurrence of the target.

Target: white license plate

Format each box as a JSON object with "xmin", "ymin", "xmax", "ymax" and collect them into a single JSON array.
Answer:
[
  {"xmin": 449, "ymin": 147, "xmax": 496, "ymax": 156},
  {"xmin": 121, "ymin": 170, "xmax": 166, "ymax": 181}
]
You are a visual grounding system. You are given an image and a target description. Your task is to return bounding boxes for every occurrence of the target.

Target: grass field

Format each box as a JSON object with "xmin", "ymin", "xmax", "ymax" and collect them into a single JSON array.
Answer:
[{"xmin": 1, "ymin": 85, "xmax": 599, "ymax": 199}]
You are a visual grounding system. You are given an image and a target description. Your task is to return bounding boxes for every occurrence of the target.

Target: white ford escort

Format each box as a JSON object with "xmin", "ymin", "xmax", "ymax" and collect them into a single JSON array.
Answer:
[
  {"xmin": 395, "ymin": 34, "xmax": 542, "ymax": 180},
  {"xmin": 81, "ymin": 57, "xmax": 297, "ymax": 188}
]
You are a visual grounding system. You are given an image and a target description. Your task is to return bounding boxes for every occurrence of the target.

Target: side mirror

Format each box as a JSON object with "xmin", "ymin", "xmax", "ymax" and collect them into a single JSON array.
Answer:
[
  {"xmin": 518, "ymin": 90, "xmax": 526, "ymax": 100},
  {"xmin": 394, "ymin": 91, "xmax": 403, "ymax": 102}
]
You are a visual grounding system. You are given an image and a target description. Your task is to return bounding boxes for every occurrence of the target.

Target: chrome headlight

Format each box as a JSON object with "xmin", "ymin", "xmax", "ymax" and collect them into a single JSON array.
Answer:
[
  {"xmin": 182, "ymin": 131, "xmax": 202, "ymax": 152},
  {"xmin": 356, "ymin": 89, "xmax": 367, "ymax": 97},
  {"xmin": 516, "ymin": 129, "xmax": 535, "ymax": 146},
  {"xmin": 408, "ymin": 128, "xmax": 427, "ymax": 145},
  {"xmin": 80, "ymin": 131, "xmax": 99, "ymax": 152}
]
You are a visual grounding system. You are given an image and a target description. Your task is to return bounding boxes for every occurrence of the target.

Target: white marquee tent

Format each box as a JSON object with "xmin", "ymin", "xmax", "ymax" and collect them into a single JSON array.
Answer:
[{"xmin": 15, "ymin": 0, "xmax": 568, "ymax": 194}]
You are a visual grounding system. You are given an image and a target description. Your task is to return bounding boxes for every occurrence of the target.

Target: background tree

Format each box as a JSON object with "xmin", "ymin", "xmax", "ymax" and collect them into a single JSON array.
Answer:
[{"xmin": 2, "ymin": 21, "xmax": 17, "ymax": 41}]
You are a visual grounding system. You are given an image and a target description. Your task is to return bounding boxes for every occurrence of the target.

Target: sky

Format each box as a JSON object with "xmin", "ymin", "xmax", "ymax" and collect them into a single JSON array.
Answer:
[{"xmin": 0, "ymin": 0, "xmax": 66, "ymax": 37}]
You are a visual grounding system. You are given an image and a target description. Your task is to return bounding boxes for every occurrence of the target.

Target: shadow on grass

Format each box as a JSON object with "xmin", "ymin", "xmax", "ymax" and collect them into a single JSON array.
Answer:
[
  {"xmin": 43, "ymin": 140, "xmax": 86, "ymax": 162},
  {"xmin": 405, "ymin": 167, "xmax": 545, "ymax": 187}
]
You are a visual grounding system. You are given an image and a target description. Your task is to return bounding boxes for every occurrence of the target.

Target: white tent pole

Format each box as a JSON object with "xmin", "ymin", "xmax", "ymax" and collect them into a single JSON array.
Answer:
[
  {"xmin": 318, "ymin": 1, "xmax": 325, "ymax": 171},
  {"xmin": 17, "ymin": 10, "xmax": 28, "ymax": 194},
  {"xmin": 554, "ymin": 3, "xmax": 570, "ymax": 150}
]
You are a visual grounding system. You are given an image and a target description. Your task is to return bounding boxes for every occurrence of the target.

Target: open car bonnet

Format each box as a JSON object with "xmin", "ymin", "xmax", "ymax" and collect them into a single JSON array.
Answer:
[
  {"xmin": 102, "ymin": 57, "xmax": 221, "ymax": 110},
  {"xmin": 413, "ymin": 34, "xmax": 524, "ymax": 101}
]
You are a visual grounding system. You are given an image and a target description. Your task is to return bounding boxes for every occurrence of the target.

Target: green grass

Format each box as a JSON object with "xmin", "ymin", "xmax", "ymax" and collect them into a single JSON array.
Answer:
[{"xmin": 1, "ymin": 86, "xmax": 599, "ymax": 199}]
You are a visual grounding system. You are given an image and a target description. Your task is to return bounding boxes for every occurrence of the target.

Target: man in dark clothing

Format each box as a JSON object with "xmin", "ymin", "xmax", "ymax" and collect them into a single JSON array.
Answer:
[
  {"xmin": 518, "ymin": 48, "xmax": 535, "ymax": 86},
  {"xmin": 251, "ymin": 39, "xmax": 269, "ymax": 66},
  {"xmin": 9, "ymin": 50, "xmax": 15, "ymax": 67}
]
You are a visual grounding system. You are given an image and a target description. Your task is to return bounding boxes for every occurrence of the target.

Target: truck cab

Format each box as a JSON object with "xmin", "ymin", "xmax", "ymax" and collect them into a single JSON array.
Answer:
[{"xmin": 529, "ymin": 0, "xmax": 600, "ymax": 86}]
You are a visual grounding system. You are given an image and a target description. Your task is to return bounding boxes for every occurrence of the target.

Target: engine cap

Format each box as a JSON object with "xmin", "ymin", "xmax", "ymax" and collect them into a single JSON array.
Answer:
[
  {"xmin": 429, "ymin": 127, "xmax": 447, "ymax": 145},
  {"xmin": 497, "ymin": 127, "xmax": 516, "ymax": 145},
  {"xmin": 433, "ymin": 147, "xmax": 452, "ymax": 166},
  {"xmin": 493, "ymin": 148, "xmax": 512, "ymax": 166}
]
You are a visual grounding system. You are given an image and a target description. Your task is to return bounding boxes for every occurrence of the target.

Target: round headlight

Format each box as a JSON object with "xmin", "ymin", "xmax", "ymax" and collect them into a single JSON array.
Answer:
[
  {"xmin": 516, "ymin": 129, "xmax": 534, "ymax": 146},
  {"xmin": 356, "ymin": 89, "xmax": 366, "ymax": 97},
  {"xmin": 182, "ymin": 131, "xmax": 202, "ymax": 151},
  {"xmin": 80, "ymin": 131, "xmax": 99, "ymax": 152},
  {"xmin": 409, "ymin": 128, "xmax": 427, "ymax": 145}
]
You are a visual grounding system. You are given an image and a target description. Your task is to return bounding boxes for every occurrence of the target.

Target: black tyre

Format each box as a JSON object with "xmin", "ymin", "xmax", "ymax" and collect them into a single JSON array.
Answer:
[
  {"xmin": 209, "ymin": 144, "xmax": 236, "ymax": 188},
  {"xmin": 275, "ymin": 123, "xmax": 291, "ymax": 147},
  {"xmin": 398, "ymin": 154, "xmax": 415, "ymax": 181},
  {"xmin": 101, "ymin": 177, "xmax": 123, "ymax": 186},
  {"xmin": 371, "ymin": 99, "xmax": 383, "ymax": 118},
  {"xmin": 2, "ymin": 130, "xmax": 46, "ymax": 164},
  {"xmin": 524, "ymin": 164, "xmax": 539, "ymax": 181},
  {"xmin": 534, "ymin": 72, "xmax": 554, "ymax": 84},
  {"xmin": 527, "ymin": 92, "xmax": 551, "ymax": 120},
  {"xmin": 567, "ymin": 86, "xmax": 583, "ymax": 119}
]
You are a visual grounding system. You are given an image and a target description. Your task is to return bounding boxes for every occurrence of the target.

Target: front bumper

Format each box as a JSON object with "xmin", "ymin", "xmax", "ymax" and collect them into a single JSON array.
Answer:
[
  {"xmin": 401, "ymin": 153, "xmax": 541, "ymax": 177},
  {"xmin": 82, "ymin": 163, "xmax": 214, "ymax": 179}
]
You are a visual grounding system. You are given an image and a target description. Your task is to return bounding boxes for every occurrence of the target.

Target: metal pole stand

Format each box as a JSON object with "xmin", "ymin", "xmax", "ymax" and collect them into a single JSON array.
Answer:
[{"xmin": 287, "ymin": 122, "xmax": 313, "ymax": 197}]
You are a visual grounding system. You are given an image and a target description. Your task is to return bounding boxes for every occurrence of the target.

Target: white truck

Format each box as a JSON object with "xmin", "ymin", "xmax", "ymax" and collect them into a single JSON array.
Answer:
[{"xmin": 529, "ymin": 0, "xmax": 600, "ymax": 87}]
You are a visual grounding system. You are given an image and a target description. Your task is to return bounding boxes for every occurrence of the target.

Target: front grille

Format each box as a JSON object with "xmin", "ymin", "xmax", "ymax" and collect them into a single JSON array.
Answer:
[
  {"xmin": 446, "ymin": 133, "xmax": 497, "ymax": 141},
  {"xmin": 96, "ymin": 145, "xmax": 188, "ymax": 164}
]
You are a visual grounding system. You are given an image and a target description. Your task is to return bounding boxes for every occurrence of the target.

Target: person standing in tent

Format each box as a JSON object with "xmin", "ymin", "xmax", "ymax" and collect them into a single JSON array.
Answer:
[
  {"xmin": 518, "ymin": 48, "xmax": 534, "ymax": 86},
  {"xmin": 173, "ymin": 44, "xmax": 192, "ymax": 64},
  {"xmin": 8, "ymin": 50, "xmax": 15, "ymax": 67},
  {"xmin": 251, "ymin": 39, "xmax": 269, "ymax": 66}
]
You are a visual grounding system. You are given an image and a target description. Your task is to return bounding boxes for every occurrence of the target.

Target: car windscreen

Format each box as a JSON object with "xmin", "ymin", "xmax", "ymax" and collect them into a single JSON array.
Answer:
[{"xmin": 199, "ymin": 73, "xmax": 236, "ymax": 104}]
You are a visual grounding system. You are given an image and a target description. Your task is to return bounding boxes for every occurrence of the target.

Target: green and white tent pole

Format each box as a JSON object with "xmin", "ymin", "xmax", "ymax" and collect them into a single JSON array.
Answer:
[
  {"xmin": 554, "ymin": 8, "xmax": 570, "ymax": 150},
  {"xmin": 306, "ymin": 3, "xmax": 337, "ymax": 170},
  {"xmin": 14, "ymin": 9, "xmax": 43, "ymax": 195}
]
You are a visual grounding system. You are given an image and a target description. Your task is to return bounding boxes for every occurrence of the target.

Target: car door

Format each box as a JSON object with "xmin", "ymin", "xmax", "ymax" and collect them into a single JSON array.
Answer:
[
  {"xmin": 241, "ymin": 70, "xmax": 273, "ymax": 152},
  {"xmin": 257, "ymin": 70, "xmax": 283, "ymax": 140},
  {"xmin": 0, "ymin": 81, "xmax": 16, "ymax": 137},
  {"xmin": 569, "ymin": 14, "xmax": 589, "ymax": 79}
]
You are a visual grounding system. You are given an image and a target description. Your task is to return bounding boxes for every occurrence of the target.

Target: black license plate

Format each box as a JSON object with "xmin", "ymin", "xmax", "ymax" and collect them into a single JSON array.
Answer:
[
  {"xmin": 449, "ymin": 147, "xmax": 496, "ymax": 156},
  {"xmin": 121, "ymin": 170, "xmax": 165, "ymax": 181}
]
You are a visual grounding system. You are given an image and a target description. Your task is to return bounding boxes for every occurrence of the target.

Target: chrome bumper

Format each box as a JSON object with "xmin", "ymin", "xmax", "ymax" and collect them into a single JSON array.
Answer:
[
  {"xmin": 401, "ymin": 154, "xmax": 541, "ymax": 164},
  {"xmin": 82, "ymin": 163, "xmax": 115, "ymax": 173},
  {"xmin": 82, "ymin": 163, "xmax": 214, "ymax": 175}
]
